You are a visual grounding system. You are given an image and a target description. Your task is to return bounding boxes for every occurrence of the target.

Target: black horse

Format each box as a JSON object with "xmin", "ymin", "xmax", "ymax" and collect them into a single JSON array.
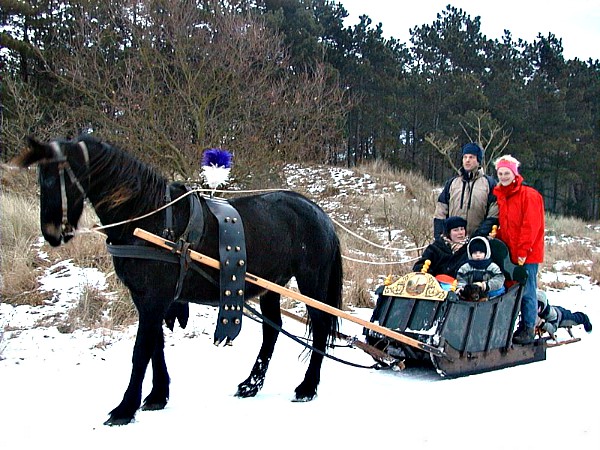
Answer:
[{"xmin": 14, "ymin": 135, "xmax": 343, "ymax": 425}]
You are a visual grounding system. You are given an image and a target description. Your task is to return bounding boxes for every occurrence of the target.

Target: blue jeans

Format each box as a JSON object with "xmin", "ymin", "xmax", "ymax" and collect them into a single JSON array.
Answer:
[
  {"xmin": 555, "ymin": 306, "xmax": 587, "ymax": 327},
  {"xmin": 521, "ymin": 263, "xmax": 539, "ymax": 328}
]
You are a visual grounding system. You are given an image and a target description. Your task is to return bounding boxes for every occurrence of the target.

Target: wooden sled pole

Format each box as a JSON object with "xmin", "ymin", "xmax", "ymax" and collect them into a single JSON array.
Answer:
[{"xmin": 133, "ymin": 227, "xmax": 446, "ymax": 358}]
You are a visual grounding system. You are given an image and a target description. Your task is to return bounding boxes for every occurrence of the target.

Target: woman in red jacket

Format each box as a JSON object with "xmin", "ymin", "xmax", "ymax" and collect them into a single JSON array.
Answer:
[{"xmin": 493, "ymin": 155, "xmax": 545, "ymax": 345}]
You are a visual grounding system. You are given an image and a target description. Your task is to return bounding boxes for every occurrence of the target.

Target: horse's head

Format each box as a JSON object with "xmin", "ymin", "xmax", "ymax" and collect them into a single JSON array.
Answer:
[{"xmin": 12, "ymin": 137, "xmax": 90, "ymax": 247}]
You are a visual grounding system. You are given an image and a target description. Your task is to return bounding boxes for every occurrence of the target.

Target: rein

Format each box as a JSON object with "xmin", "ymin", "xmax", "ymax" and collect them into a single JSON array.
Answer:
[
  {"xmin": 88, "ymin": 188, "xmax": 287, "ymax": 233},
  {"xmin": 44, "ymin": 140, "xmax": 423, "ymax": 265},
  {"xmin": 243, "ymin": 302, "xmax": 379, "ymax": 370},
  {"xmin": 80, "ymin": 190, "xmax": 422, "ymax": 265}
]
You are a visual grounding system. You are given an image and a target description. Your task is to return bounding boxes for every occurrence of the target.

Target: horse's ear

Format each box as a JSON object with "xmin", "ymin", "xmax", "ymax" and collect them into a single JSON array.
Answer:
[{"xmin": 10, "ymin": 137, "xmax": 54, "ymax": 168}]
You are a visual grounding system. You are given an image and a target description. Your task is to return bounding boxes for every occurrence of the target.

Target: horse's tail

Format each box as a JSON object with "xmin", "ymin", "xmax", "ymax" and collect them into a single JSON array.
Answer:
[{"xmin": 326, "ymin": 237, "xmax": 343, "ymax": 346}]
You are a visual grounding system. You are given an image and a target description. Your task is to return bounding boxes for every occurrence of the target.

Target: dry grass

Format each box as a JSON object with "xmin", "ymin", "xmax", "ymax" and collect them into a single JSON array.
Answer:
[
  {"xmin": 542, "ymin": 214, "xmax": 599, "ymax": 280},
  {"xmin": 0, "ymin": 165, "xmax": 39, "ymax": 197},
  {"xmin": 351, "ymin": 161, "xmax": 437, "ymax": 248},
  {"xmin": 1, "ymin": 171, "xmax": 138, "ymax": 326},
  {"xmin": 334, "ymin": 160, "xmax": 436, "ymax": 306},
  {"xmin": 591, "ymin": 254, "xmax": 600, "ymax": 285},
  {"xmin": 40, "ymin": 220, "xmax": 138, "ymax": 328},
  {"xmin": 50, "ymin": 283, "xmax": 135, "ymax": 333},
  {"xmin": 1, "ymin": 190, "xmax": 43, "ymax": 303},
  {"xmin": 543, "ymin": 240, "xmax": 593, "ymax": 268},
  {"xmin": 545, "ymin": 213, "xmax": 600, "ymax": 240}
]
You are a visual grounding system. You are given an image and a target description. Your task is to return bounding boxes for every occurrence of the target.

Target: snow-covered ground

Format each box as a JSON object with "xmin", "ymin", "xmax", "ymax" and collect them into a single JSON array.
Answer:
[{"xmin": 0, "ymin": 259, "xmax": 597, "ymax": 449}]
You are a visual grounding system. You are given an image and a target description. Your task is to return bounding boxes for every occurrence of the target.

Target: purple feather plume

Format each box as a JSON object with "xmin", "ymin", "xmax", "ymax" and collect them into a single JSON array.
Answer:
[
  {"xmin": 200, "ymin": 148, "xmax": 233, "ymax": 190},
  {"xmin": 201, "ymin": 148, "xmax": 232, "ymax": 169}
]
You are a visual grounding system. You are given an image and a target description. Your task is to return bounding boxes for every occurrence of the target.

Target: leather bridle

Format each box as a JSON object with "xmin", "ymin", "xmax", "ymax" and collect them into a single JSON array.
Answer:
[{"xmin": 46, "ymin": 141, "xmax": 90, "ymax": 240}]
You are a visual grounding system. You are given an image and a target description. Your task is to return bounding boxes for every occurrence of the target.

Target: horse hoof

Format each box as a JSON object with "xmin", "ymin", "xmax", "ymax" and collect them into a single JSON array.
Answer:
[
  {"xmin": 293, "ymin": 382, "xmax": 317, "ymax": 402},
  {"xmin": 104, "ymin": 415, "xmax": 135, "ymax": 426},
  {"xmin": 141, "ymin": 401, "xmax": 167, "ymax": 411},
  {"xmin": 235, "ymin": 383, "xmax": 259, "ymax": 398},
  {"xmin": 292, "ymin": 393, "xmax": 317, "ymax": 402},
  {"xmin": 235, "ymin": 371, "xmax": 265, "ymax": 398}
]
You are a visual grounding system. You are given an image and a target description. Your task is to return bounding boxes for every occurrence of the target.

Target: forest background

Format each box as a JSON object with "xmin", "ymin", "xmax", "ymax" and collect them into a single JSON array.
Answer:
[{"xmin": 2, "ymin": 0, "xmax": 600, "ymax": 219}]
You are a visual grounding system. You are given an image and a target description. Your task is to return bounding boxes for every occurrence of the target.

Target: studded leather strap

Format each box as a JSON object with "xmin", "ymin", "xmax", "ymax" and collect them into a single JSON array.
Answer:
[{"xmin": 205, "ymin": 197, "xmax": 247, "ymax": 345}]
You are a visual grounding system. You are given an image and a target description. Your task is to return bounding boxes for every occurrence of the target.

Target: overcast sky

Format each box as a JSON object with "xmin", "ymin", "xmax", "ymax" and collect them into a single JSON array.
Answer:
[{"xmin": 339, "ymin": 0, "xmax": 600, "ymax": 61}]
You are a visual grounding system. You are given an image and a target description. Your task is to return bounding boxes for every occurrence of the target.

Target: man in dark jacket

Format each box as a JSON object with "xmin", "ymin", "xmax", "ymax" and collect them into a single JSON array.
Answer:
[
  {"xmin": 433, "ymin": 143, "xmax": 498, "ymax": 238},
  {"xmin": 413, "ymin": 216, "xmax": 469, "ymax": 277}
]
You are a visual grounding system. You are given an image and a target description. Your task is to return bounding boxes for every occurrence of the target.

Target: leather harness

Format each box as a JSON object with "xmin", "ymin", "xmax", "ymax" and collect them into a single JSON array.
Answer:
[{"xmin": 106, "ymin": 184, "xmax": 246, "ymax": 345}]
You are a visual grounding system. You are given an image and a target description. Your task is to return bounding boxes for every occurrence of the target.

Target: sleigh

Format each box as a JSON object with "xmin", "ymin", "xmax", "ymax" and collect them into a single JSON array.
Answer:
[{"xmin": 364, "ymin": 238, "xmax": 548, "ymax": 377}]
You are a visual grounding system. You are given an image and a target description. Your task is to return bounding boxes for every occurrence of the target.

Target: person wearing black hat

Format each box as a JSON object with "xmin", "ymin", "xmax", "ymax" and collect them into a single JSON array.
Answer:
[
  {"xmin": 433, "ymin": 143, "xmax": 499, "ymax": 239},
  {"xmin": 412, "ymin": 216, "xmax": 469, "ymax": 277},
  {"xmin": 456, "ymin": 236, "xmax": 505, "ymax": 300}
]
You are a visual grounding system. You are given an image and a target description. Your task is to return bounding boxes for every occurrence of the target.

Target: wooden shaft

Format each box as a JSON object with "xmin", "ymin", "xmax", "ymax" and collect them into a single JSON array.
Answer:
[{"xmin": 133, "ymin": 227, "xmax": 446, "ymax": 358}]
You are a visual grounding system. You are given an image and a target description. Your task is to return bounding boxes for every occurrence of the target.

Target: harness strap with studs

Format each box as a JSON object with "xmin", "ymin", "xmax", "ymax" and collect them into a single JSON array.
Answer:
[{"xmin": 204, "ymin": 197, "xmax": 247, "ymax": 346}]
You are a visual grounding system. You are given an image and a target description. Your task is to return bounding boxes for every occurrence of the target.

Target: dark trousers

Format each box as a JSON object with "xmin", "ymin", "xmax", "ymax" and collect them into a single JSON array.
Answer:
[{"xmin": 556, "ymin": 306, "xmax": 587, "ymax": 328}]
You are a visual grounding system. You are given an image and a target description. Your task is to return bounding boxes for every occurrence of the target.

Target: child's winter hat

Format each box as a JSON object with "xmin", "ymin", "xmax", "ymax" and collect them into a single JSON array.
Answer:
[
  {"xmin": 467, "ymin": 236, "xmax": 491, "ymax": 259},
  {"xmin": 494, "ymin": 154, "xmax": 520, "ymax": 175},
  {"xmin": 461, "ymin": 143, "xmax": 483, "ymax": 163}
]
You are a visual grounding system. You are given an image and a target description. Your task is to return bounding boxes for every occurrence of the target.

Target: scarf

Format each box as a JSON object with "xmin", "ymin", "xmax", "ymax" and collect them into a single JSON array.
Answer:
[
  {"xmin": 468, "ymin": 258, "xmax": 492, "ymax": 270},
  {"xmin": 443, "ymin": 236, "xmax": 468, "ymax": 254}
]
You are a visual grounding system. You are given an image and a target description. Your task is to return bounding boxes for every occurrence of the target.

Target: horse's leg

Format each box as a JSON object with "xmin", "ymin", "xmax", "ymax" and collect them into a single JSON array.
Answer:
[
  {"xmin": 236, "ymin": 291, "xmax": 281, "ymax": 398},
  {"xmin": 293, "ymin": 307, "xmax": 330, "ymax": 401},
  {"xmin": 141, "ymin": 327, "xmax": 170, "ymax": 411},
  {"xmin": 104, "ymin": 308, "xmax": 164, "ymax": 426},
  {"xmin": 293, "ymin": 272, "xmax": 336, "ymax": 402},
  {"xmin": 143, "ymin": 301, "xmax": 189, "ymax": 407}
]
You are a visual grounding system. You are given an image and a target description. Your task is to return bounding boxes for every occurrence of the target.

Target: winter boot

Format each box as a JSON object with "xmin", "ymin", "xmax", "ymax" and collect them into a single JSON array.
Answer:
[
  {"xmin": 512, "ymin": 326, "xmax": 535, "ymax": 345},
  {"xmin": 581, "ymin": 313, "xmax": 592, "ymax": 333}
]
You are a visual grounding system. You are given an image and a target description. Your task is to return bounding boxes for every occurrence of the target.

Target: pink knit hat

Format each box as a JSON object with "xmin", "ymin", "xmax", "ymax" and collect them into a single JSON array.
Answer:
[{"xmin": 495, "ymin": 155, "xmax": 520, "ymax": 175}]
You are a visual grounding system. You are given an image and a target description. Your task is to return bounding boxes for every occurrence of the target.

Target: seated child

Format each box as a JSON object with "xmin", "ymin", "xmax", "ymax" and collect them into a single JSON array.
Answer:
[
  {"xmin": 456, "ymin": 236, "xmax": 505, "ymax": 301},
  {"xmin": 536, "ymin": 289, "xmax": 592, "ymax": 335}
]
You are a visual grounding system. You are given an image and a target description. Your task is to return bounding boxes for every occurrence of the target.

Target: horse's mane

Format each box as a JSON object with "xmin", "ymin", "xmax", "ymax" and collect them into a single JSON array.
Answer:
[{"xmin": 79, "ymin": 135, "xmax": 167, "ymax": 214}]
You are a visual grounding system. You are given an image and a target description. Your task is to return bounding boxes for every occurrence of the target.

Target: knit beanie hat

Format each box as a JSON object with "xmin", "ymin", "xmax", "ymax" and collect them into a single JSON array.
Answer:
[
  {"xmin": 444, "ymin": 216, "xmax": 467, "ymax": 235},
  {"xmin": 461, "ymin": 143, "xmax": 483, "ymax": 163},
  {"xmin": 495, "ymin": 155, "xmax": 520, "ymax": 175},
  {"xmin": 469, "ymin": 238, "xmax": 488, "ymax": 257}
]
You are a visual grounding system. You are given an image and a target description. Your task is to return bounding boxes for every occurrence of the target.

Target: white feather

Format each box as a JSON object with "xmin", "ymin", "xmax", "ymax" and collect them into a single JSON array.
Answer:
[{"xmin": 202, "ymin": 164, "xmax": 231, "ymax": 189}]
